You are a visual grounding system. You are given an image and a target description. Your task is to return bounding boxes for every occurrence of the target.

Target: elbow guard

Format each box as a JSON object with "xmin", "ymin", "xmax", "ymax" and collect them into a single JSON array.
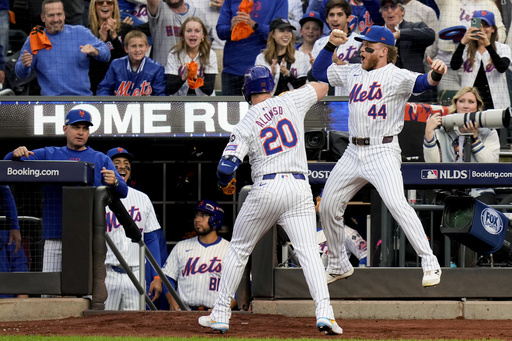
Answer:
[{"xmin": 217, "ymin": 155, "xmax": 241, "ymax": 186}]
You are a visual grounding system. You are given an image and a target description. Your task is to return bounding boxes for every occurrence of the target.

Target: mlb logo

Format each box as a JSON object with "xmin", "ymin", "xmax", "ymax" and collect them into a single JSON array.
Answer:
[{"xmin": 421, "ymin": 169, "xmax": 438, "ymax": 179}]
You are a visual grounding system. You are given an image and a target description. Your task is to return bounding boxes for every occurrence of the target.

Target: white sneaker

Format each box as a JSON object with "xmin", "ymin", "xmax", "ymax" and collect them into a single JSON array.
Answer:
[
  {"xmin": 326, "ymin": 267, "xmax": 354, "ymax": 284},
  {"xmin": 422, "ymin": 269, "xmax": 442, "ymax": 287},
  {"xmin": 317, "ymin": 317, "xmax": 343, "ymax": 335},
  {"xmin": 198, "ymin": 315, "xmax": 229, "ymax": 333}
]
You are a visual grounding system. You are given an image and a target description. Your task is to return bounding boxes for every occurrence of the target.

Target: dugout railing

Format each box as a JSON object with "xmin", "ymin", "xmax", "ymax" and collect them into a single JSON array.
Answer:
[{"xmin": 0, "ymin": 161, "xmax": 188, "ymax": 311}]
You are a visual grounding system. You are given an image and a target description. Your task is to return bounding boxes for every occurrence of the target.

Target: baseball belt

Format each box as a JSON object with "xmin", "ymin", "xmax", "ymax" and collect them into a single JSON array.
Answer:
[
  {"xmin": 262, "ymin": 173, "xmax": 306, "ymax": 180},
  {"xmin": 351, "ymin": 136, "xmax": 393, "ymax": 146},
  {"xmin": 109, "ymin": 265, "xmax": 139, "ymax": 274}
]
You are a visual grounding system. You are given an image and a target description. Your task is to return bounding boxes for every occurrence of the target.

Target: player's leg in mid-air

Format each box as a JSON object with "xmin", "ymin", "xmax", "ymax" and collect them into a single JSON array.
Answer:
[
  {"xmin": 362, "ymin": 144, "xmax": 441, "ymax": 286},
  {"xmin": 319, "ymin": 148, "xmax": 365, "ymax": 282}
]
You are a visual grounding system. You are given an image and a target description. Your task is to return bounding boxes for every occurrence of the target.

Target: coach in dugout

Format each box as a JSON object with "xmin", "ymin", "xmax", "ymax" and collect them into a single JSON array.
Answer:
[
  {"xmin": 15, "ymin": 0, "xmax": 110, "ymax": 96},
  {"xmin": 4, "ymin": 109, "xmax": 127, "ymax": 279}
]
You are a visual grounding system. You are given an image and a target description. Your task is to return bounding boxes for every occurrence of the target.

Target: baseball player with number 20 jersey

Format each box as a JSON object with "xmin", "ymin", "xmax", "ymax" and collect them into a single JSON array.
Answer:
[
  {"xmin": 313, "ymin": 26, "xmax": 444, "ymax": 287},
  {"xmin": 198, "ymin": 66, "xmax": 343, "ymax": 335},
  {"xmin": 104, "ymin": 147, "xmax": 162, "ymax": 310}
]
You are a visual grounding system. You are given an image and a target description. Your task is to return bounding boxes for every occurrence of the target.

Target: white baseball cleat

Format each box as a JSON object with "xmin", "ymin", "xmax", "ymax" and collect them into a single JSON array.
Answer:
[
  {"xmin": 422, "ymin": 269, "xmax": 442, "ymax": 287},
  {"xmin": 326, "ymin": 267, "xmax": 354, "ymax": 284},
  {"xmin": 317, "ymin": 317, "xmax": 343, "ymax": 335},
  {"xmin": 198, "ymin": 315, "xmax": 229, "ymax": 333}
]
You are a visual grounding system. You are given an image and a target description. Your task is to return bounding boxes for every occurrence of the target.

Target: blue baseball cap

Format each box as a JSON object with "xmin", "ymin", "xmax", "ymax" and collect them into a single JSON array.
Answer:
[
  {"xmin": 355, "ymin": 25, "xmax": 395, "ymax": 46},
  {"xmin": 65, "ymin": 109, "xmax": 93, "ymax": 126},
  {"xmin": 107, "ymin": 147, "xmax": 134, "ymax": 162},
  {"xmin": 300, "ymin": 11, "xmax": 323, "ymax": 27},
  {"xmin": 473, "ymin": 10, "xmax": 495, "ymax": 27}
]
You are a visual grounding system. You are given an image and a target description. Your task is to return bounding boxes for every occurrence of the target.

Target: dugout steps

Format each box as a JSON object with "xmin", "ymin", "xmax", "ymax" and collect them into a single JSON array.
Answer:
[{"xmin": 1, "ymin": 298, "xmax": 512, "ymax": 322}]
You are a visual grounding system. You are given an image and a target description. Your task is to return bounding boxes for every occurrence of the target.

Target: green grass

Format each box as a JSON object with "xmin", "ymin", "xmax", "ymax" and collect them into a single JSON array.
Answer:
[
  {"xmin": 0, "ymin": 338, "xmax": 347, "ymax": 341},
  {"xmin": 0, "ymin": 337, "xmax": 504, "ymax": 341}
]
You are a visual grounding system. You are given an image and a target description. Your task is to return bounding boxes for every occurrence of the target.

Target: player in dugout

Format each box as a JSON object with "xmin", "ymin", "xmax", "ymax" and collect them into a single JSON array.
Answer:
[
  {"xmin": 159, "ymin": 199, "xmax": 236, "ymax": 311},
  {"xmin": 104, "ymin": 147, "xmax": 163, "ymax": 310}
]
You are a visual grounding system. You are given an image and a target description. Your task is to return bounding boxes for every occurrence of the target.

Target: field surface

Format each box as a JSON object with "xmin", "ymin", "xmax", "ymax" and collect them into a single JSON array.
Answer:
[{"xmin": 0, "ymin": 312, "xmax": 511, "ymax": 340}]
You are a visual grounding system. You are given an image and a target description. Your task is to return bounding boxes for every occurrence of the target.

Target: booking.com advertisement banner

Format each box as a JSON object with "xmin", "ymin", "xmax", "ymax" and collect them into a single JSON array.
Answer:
[
  {"xmin": 308, "ymin": 162, "xmax": 512, "ymax": 187},
  {"xmin": 0, "ymin": 99, "xmax": 444, "ymax": 138}
]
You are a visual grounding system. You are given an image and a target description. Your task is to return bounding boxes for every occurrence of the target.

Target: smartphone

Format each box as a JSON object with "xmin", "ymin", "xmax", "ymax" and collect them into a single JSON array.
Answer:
[{"xmin": 471, "ymin": 18, "xmax": 482, "ymax": 28}]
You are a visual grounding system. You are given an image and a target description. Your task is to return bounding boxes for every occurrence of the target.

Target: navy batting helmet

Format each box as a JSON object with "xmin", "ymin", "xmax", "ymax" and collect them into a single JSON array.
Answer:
[
  {"xmin": 194, "ymin": 199, "xmax": 224, "ymax": 230},
  {"xmin": 242, "ymin": 66, "xmax": 275, "ymax": 104}
]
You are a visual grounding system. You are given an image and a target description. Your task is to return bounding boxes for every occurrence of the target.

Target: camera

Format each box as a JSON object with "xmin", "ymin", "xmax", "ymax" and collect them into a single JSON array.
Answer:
[
  {"xmin": 305, "ymin": 130, "xmax": 328, "ymax": 160},
  {"xmin": 441, "ymin": 108, "xmax": 511, "ymax": 131}
]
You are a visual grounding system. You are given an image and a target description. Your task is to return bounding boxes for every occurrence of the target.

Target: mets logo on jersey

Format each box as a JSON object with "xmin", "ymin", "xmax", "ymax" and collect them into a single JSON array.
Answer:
[
  {"xmin": 182, "ymin": 256, "xmax": 222, "ymax": 277},
  {"xmin": 421, "ymin": 169, "xmax": 438, "ymax": 179}
]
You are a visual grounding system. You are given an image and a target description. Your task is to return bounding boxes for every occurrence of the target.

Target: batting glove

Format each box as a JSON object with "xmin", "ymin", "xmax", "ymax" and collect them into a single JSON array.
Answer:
[{"xmin": 219, "ymin": 178, "xmax": 237, "ymax": 195}]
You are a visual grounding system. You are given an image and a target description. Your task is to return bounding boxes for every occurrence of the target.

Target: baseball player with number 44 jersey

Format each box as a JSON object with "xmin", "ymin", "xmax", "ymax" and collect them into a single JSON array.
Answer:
[
  {"xmin": 198, "ymin": 65, "xmax": 343, "ymax": 335},
  {"xmin": 312, "ymin": 26, "xmax": 444, "ymax": 287}
]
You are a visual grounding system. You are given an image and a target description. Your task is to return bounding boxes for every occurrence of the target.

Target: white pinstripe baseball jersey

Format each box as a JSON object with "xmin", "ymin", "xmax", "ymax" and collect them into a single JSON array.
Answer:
[
  {"xmin": 210, "ymin": 83, "xmax": 338, "ymax": 326},
  {"xmin": 319, "ymin": 61, "xmax": 441, "ymax": 277},
  {"xmin": 105, "ymin": 187, "xmax": 161, "ymax": 266},
  {"xmin": 311, "ymin": 34, "xmax": 362, "ymax": 96},
  {"xmin": 162, "ymin": 236, "xmax": 229, "ymax": 308},
  {"xmin": 327, "ymin": 63, "xmax": 420, "ymax": 137},
  {"xmin": 221, "ymin": 84, "xmax": 318, "ymax": 180}
]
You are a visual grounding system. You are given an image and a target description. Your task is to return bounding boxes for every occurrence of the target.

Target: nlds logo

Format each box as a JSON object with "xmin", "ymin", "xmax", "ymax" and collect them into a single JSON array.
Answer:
[{"xmin": 421, "ymin": 169, "xmax": 469, "ymax": 180}]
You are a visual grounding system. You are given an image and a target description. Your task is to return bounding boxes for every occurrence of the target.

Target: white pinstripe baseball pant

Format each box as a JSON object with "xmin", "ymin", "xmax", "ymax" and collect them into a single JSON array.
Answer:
[
  {"xmin": 210, "ymin": 175, "xmax": 335, "ymax": 324},
  {"xmin": 319, "ymin": 141, "xmax": 440, "ymax": 274}
]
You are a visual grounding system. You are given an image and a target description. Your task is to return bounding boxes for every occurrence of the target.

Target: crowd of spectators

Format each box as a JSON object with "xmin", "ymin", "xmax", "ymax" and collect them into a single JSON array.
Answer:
[{"xmin": 0, "ymin": 0, "xmax": 510, "ymax": 107}]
